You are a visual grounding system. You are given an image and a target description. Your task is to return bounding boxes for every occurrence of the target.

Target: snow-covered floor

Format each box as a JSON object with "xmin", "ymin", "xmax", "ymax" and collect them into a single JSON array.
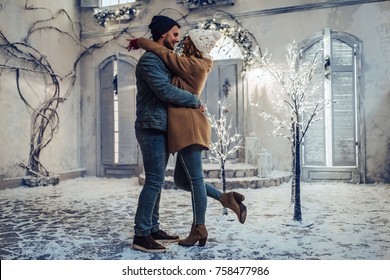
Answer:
[{"xmin": 1, "ymin": 176, "xmax": 389, "ymax": 260}]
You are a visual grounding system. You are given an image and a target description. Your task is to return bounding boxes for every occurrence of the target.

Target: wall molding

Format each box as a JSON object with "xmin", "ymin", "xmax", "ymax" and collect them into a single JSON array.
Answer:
[
  {"xmin": 233, "ymin": 0, "xmax": 388, "ymax": 19},
  {"xmin": 0, "ymin": 168, "xmax": 86, "ymax": 190}
]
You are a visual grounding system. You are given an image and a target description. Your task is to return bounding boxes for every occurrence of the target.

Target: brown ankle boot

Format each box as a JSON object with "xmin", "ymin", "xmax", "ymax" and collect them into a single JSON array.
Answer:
[
  {"xmin": 220, "ymin": 192, "xmax": 247, "ymax": 224},
  {"xmin": 178, "ymin": 224, "xmax": 208, "ymax": 247}
]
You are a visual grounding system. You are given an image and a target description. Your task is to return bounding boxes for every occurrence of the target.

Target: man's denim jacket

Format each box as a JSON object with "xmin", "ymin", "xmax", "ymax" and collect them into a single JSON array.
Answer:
[{"xmin": 135, "ymin": 51, "xmax": 201, "ymax": 132}]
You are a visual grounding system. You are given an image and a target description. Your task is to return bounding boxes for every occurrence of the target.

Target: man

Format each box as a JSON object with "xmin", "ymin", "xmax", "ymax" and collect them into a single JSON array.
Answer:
[{"xmin": 127, "ymin": 15, "xmax": 202, "ymax": 253}]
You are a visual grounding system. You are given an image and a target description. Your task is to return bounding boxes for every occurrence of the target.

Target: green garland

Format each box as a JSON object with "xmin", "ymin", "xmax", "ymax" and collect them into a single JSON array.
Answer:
[
  {"xmin": 186, "ymin": 0, "xmax": 217, "ymax": 5},
  {"xmin": 180, "ymin": 0, "xmax": 235, "ymax": 9},
  {"xmin": 197, "ymin": 19, "xmax": 261, "ymax": 75},
  {"xmin": 94, "ymin": 6, "xmax": 137, "ymax": 27}
]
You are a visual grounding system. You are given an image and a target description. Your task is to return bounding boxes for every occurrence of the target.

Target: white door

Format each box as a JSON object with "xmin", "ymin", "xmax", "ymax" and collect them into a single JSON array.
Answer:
[{"xmin": 202, "ymin": 59, "xmax": 244, "ymax": 161}]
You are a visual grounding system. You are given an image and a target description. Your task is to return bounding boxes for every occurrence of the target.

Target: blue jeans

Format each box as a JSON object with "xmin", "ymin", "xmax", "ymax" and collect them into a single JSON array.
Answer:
[
  {"xmin": 174, "ymin": 145, "xmax": 222, "ymax": 225},
  {"xmin": 134, "ymin": 129, "xmax": 169, "ymax": 237}
]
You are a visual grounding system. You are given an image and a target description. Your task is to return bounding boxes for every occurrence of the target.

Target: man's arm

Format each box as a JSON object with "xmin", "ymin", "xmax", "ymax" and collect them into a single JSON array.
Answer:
[
  {"xmin": 138, "ymin": 38, "xmax": 205, "ymax": 81},
  {"xmin": 139, "ymin": 52, "xmax": 202, "ymax": 108}
]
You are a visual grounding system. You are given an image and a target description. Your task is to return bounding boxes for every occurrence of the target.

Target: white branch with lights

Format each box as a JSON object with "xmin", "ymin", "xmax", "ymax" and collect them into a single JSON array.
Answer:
[{"xmin": 207, "ymin": 101, "xmax": 243, "ymax": 200}]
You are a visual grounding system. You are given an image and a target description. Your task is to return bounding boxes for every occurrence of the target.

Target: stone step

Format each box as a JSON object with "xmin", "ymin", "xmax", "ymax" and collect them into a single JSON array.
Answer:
[
  {"xmin": 165, "ymin": 163, "xmax": 258, "ymax": 178},
  {"xmin": 139, "ymin": 163, "xmax": 291, "ymax": 190}
]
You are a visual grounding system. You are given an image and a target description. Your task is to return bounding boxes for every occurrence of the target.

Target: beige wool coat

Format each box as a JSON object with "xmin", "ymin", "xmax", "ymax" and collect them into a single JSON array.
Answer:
[{"xmin": 138, "ymin": 38, "xmax": 212, "ymax": 154}]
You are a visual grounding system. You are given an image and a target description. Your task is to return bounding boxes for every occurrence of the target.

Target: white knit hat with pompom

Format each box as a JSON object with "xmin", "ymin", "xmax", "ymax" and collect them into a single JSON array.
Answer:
[{"xmin": 188, "ymin": 29, "xmax": 222, "ymax": 55}]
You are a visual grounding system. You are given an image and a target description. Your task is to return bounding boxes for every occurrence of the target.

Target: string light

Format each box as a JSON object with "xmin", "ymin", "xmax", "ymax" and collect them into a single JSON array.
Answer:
[
  {"xmin": 178, "ymin": 0, "xmax": 235, "ymax": 10},
  {"xmin": 197, "ymin": 19, "xmax": 259, "ymax": 75},
  {"xmin": 93, "ymin": 6, "xmax": 137, "ymax": 27},
  {"xmin": 187, "ymin": 0, "xmax": 217, "ymax": 5}
]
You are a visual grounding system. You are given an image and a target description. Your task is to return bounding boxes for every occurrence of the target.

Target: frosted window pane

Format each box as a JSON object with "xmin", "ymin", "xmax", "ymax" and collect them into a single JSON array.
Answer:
[{"xmin": 101, "ymin": 0, "xmax": 135, "ymax": 6}]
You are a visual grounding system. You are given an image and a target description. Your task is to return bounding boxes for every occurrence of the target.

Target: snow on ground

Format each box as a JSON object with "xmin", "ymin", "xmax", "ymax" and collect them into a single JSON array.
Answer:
[{"xmin": 0, "ymin": 176, "xmax": 389, "ymax": 260}]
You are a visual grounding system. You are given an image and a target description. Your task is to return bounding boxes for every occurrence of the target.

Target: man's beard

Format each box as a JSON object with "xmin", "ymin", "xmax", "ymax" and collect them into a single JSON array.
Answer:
[{"xmin": 163, "ymin": 37, "xmax": 174, "ymax": 50}]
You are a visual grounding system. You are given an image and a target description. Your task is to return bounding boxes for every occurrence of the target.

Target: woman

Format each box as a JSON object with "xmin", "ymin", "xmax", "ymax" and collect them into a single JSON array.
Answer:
[{"xmin": 130, "ymin": 29, "xmax": 247, "ymax": 246}]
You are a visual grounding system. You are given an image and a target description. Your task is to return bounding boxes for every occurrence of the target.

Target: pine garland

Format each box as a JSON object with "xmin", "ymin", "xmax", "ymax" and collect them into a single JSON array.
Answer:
[
  {"xmin": 94, "ymin": 6, "xmax": 137, "ymax": 27},
  {"xmin": 197, "ymin": 19, "xmax": 262, "ymax": 75}
]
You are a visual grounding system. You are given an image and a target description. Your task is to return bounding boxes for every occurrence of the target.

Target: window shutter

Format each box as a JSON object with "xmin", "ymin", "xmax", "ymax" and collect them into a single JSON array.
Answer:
[
  {"xmin": 117, "ymin": 59, "xmax": 137, "ymax": 165},
  {"xmin": 302, "ymin": 40, "xmax": 327, "ymax": 166},
  {"xmin": 80, "ymin": 0, "xmax": 99, "ymax": 8},
  {"xmin": 331, "ymin": 39, "xmax": 356, "ymax": 166},
  {"xmin": 100, "ymin": 61, "xmax": 115, "ymax": 164},
  {"xmin": 301, "ymin": 30, "xmax": 361, "ymax": 182}
]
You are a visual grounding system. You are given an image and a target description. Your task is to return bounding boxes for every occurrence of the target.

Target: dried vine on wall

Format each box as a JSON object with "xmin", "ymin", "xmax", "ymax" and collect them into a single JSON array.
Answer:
[{"xmin": 0, "ymin": 0, "xmax": 134, "ymax": 185}]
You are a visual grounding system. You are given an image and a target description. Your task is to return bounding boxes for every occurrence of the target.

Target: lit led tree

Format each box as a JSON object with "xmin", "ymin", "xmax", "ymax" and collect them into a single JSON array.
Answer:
[
  {"xmin": 254, "ymin": 42, "xmax": 329, "ymax": 223},
  {"xmin": 207, "ymin": 100, "xmax": 242, "ymax": 214}
]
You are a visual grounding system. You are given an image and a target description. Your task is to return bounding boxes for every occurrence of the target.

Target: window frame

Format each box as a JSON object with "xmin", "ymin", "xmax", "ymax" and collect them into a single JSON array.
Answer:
[
  {"xmin": 100, "ymin": 0, "xmax": 136, "ymax": 7},
  {"xmin": 299, "ymin": 29, "xmax": 365, "ymax": 183},
  {"xmin": 97, "ymin": 53, "xmax": 139, "ymax": 177}
]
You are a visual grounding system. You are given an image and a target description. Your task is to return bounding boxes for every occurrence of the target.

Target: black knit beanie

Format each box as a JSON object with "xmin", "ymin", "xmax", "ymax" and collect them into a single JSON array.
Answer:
[{"xmin": 148, "ymin": 15, "xmax": 181, "ymax": 41}]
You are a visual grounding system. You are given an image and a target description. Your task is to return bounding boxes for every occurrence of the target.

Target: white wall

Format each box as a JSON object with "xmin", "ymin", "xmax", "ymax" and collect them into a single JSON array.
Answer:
[
  {"xmin": 2, "ymin": 0, "xmax": 389, "ymax": 183},
  {"xmin": 0, "ymin": 0, "xmax": 82, "ymax": 179}
]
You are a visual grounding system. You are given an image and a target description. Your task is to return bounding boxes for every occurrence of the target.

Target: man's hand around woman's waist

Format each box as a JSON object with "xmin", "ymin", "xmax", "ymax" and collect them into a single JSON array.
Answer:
[{"xmin": 198, "ymin": 104, "xmax": 206, "ymax": 113}]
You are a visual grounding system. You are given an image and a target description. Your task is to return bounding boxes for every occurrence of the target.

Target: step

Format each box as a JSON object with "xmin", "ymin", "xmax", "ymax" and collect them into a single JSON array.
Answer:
[
  {"xmin": 138, "ymin": 163, "xmax": 291, "ymax": 189},
  {"xmin": 165, "ymin": 163, "xmax": 258, "ymax": 178}
]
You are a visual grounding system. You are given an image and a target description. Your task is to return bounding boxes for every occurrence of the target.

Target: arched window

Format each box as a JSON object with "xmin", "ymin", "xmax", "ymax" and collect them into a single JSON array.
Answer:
[
  {"xmin": 98, "ymin": 54, "xmax": 138, "ymax": 177},
  {"xmin": 300, "ymin": 29, "xmax": 365, "ymax": 182}
]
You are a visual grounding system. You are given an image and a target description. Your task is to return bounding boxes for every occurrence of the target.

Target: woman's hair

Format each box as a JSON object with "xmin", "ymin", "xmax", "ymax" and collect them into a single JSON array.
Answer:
[{"xmin": 183, "ymin": 36, "xmax": 203, "ymax": 59}]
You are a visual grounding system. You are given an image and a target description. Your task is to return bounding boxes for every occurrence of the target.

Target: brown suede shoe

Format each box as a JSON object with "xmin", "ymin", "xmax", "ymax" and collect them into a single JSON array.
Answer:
[
  {"xmin": 178, "ymin": 224, "xmax": 208, "ymax": 247},
  {"xmin": 133, "ymin": 235, "xmax": 166, "ymax": 253},
  {"xmin": 220, "ymin": 191, "xmax": 247, "ymax": 224}
]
